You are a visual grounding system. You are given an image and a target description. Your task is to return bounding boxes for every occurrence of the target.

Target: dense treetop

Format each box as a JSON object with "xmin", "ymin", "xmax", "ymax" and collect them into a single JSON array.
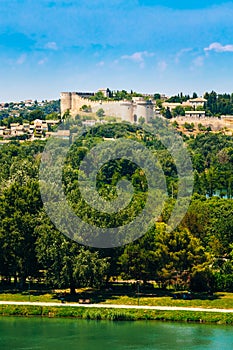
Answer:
[{"xmin": 0, "ymin": 122, "xmax": 232, "ymax": 293}]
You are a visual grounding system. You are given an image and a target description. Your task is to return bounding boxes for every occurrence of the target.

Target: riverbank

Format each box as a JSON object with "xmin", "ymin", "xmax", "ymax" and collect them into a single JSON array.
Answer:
[
  {"xmin": 1, "ymin": 290, "xmax": 233, "ymax": 309},
  {"xmin": 1, "ymin": 302, "xmax": 233, "ymax": 325}
]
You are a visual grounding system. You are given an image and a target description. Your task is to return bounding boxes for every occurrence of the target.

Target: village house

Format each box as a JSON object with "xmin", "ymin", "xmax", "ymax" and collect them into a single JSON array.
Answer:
[
  {"xmin": 14, "ymin": 125, "xmax": 25, "ymax": 136},
  {"xmin": 162, "ymin": 101, "xmax": 191, "ymax": 111},
  {"xmin": 33, "ymin": 119, "xmax": 48, "ymax": 137},
  {"xmin": 0, "ymin": 126, "xmax": 11, "ymax": 138},
  {"xmin": 185, "ymin": 110, "xmax": 206, "ymax": 118},
  {"xmin": 0, "ymin": 126, "xmax": 6, "ymax": 136},
  {"xmin": 10, "ymin": 123, "xmax": 20, "ymax": 134},
  {"xmin": 23, "ymin": 123, "xmax": 30, "ymax": 132},
  {"xmin": 8, "ymin": 123, "xmax": 29, "ymax": 137},
  {"xmin": 188, "ymin": 97, "xmax": 207, "ymax": 109}
]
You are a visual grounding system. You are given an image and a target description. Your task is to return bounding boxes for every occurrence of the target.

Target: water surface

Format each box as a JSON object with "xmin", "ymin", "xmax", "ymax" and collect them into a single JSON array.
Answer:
[{"xmin": 0, "ymin": 317, "xmax": 233, "ymax": 349}]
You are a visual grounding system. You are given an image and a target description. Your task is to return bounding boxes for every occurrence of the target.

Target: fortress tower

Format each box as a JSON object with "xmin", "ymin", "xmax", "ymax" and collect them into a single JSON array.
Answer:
[{"xmin": 60, "ymin": 92, "xmax": 72, "ymax": 116}]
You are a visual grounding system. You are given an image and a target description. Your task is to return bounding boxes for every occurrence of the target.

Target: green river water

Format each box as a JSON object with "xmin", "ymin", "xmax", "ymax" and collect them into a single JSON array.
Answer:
[{"xmin": 0, "ymin": 317, "xmax": 233, "ymax": 350}]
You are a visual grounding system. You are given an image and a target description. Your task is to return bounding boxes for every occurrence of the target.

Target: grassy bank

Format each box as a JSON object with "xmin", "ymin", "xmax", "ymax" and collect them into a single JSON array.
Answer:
[
  {"xmin": 1, "ymin": 290, "xmax": 233, "ymax": 309},
  {"xmin": 102, "ymin": 293, "xmax": 233, "ymax": 309},
  {"xmin": 0, "ymin": 304, "xmax": 233, "ymax": 325}
]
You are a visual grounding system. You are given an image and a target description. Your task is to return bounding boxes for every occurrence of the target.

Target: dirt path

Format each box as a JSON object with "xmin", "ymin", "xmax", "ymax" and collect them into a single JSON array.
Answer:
[{"xmin": 0, "ymin": 301, "xmax": 233, "ymax": 313}]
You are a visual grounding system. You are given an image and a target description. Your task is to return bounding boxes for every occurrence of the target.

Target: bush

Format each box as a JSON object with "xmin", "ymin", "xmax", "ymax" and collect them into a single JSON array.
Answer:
[
  {"xmin": 190, "ymin": 269, "xmax": 214, "ymax": 292},
  {"xmin": 213, "ymin": 273, "xmax": 233, "ymax": 292}
]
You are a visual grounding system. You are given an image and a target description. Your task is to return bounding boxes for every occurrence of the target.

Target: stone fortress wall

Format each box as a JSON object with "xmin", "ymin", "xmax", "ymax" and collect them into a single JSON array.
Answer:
[
  {"xmin": 60, "ymin": 90, "xmax": 233, "ymax": 130},
  {"xmin": 60, "ymin": 92, "xmax": 155, "ymax": 123}
]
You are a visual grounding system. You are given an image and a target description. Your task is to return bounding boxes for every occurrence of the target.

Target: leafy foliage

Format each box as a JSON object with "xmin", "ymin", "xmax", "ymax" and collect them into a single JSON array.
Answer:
[{"xmin": 0, "ymin": 124, "xmax": 233, "ymax": 293}]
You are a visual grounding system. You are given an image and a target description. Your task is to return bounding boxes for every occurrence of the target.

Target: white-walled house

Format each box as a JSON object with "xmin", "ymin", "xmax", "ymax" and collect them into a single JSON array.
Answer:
[
  {"xmin": 188, "ymin": 97, "xmax": 207, "ymax": 109},
  {"xmin": 185, "ymin": 110, "xmax": 206, "ymax": 118}
]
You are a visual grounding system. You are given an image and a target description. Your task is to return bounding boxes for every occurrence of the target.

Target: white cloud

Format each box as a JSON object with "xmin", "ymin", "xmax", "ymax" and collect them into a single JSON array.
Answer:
[
  {"xmin": 16, "ymin": 54, "xmax": 27, "ymax": 65},
  {"xmin": 121, "ymin": 51, "xmax": 154, "ymax": 68},
  {"xmin": 45, "ymin": 41, "xmax": 58, "ymax": 50},
  {"xmin": 175, "ymin": 48, "xmax": 192, "ymax": 63},
  {"xmin": 157, "ymin": 60, "xmax": 167, "ymax": 72},
  {"xmin": 96, "ymin": 60, "xmax": 105, "ymax": 67},
  {"xmin": 191, "ymin": 56, "xmax": 205, "ymax": 70},
  {"xmin": 38, "ymin": 58, "xmax": 48, "ymax": 65},
  {"xmin": 204, "ymin": 42, "xmax": 233, "ymax": 53}
]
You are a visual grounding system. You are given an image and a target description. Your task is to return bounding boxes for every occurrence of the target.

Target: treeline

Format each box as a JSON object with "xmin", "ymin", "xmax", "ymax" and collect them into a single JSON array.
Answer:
[
  {"xmin": 0, "ymin": 100, "xmax": 60, "ymax": 126},
  {"xmin": 90, "ymin": 89, "xmax": 144, "ymax": 101},
  {"xmin": 165, "ymin": 91, "xmax": 233, "ymax": 116},
  {"xmin": 204, "ymin": 91, "xmax": 233, "ymax": 116},
  {"xmin": 187, "ymin": 133, "xmax": 233, "ymax": 198},
  {"xmin": 0, "ymin": 124, "xmax": 233, "ymax": 293}
]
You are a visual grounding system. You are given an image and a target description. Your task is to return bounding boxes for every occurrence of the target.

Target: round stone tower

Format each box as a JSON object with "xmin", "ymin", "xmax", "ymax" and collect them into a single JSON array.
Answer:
[{"xmin": 60, "ymin": 92, "xmax": 72, "ymax": 116}]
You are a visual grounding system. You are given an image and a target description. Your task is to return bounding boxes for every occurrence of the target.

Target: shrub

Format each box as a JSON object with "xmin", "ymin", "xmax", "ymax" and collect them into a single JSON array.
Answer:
[{"xmin": 190, "ymin": 269, "xmax": 214, "ymax": 292}]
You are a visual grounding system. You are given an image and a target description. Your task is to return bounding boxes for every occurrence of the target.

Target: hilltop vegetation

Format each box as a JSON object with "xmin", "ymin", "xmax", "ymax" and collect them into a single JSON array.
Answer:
[
  {"xmin": 0, "ymin": 100, "xmax": 60, "ymax": 126},
  {"xmin": 0, "ymin": 123, "xmax": 232, "ymax": 294},
  {"xmin": 164, "ymin": 91, "xmax": 233, "ymax": 117}
]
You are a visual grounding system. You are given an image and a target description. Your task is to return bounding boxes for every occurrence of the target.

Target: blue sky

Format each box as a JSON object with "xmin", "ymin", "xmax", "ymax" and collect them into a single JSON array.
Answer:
[{"xmin": 1, "ymin": 0, "xmax": 233, "ymax": 101}]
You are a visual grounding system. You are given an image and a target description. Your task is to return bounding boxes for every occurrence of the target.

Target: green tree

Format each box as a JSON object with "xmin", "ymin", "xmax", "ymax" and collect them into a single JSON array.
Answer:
[
  {"xmin": 96, "ymin": 108, "xmax": 105, "ymax": 119},
  {"xmin": 0, "ymin": 179, "xmax": 42, "ymax": 286},
  {"xmin": 153, "ymin": 224, "xmax": 210, "ymax": 290},
  {"xmin": 172, "ymin": 105, "xmax": 185, "ymax": 117},
  {"xmin": 62, "ymin": 109, "xmax": 71, "ymax": 120},
  {"xmin": 119, "ymin": 229, "xmax": 156, "ymax": 283},
  {"xmin": 164, "ymin": 107, "xmax": 172, "ymax": 119},
  {"xmin": 184, "ymin": 122, "xmax": 194, "ymax": 131},
  {"xmin": 73, "ymin": 249, "xmax": 109, "ymax": 288},
  {"xmin": 80, "ymin": 105, "xmax": 92, "ymax": 113},
  {"xmin": 45, "ymin": 112, "xmax": 60, "ymax": 120},
  {"xmin": 138, "ymin": 116, "xmax": 145, "ymax": 125},
  {"xmin": 154, "ymin": 93, "xmax": 161, "ymax": 100},
  {"xmin": 28, "ymin": 109, "xmax": 45, "ymax": 122},
  {"xmin": 36, "ymin": 216, "xmax": 109, "ymax": 293},
  {"xmin": 93, "ymin": 91, "xmax": 106, "ymax": 100},
  {"xmin": 192, "ymin": 92, "xmax": 198, "ymax": 98}
]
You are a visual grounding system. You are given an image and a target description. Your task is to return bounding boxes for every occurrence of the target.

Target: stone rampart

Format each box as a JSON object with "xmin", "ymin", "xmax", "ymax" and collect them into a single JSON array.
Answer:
[{"xmin": 60, "ymin": 92, "xmax": 155, "ymax": 123}]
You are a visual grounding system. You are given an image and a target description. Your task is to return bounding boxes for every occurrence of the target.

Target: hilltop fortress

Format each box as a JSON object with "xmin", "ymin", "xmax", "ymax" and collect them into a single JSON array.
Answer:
[{"xmin": 60, "ymin": 89, "xmax": 155, "ymax": 123}]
